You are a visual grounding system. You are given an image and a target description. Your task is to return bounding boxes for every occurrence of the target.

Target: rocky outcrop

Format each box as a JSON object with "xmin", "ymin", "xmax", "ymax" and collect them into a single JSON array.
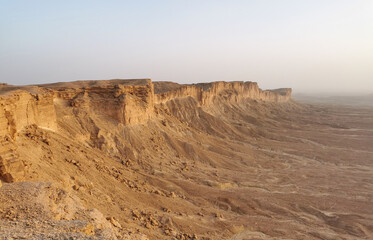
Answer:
[
  {"xmin": 0, "ymin": 140, "xmax": 22, "ymax": 183},
  {"xmin": 0, "ymin": 91, "xmax": 57, "ymax": 182},
  {"xmin": 0, "ymin": 91, "xmax": 57, "ymax": 138},
  {"xmin": 154, "ymin": 81, "xmax": 292, "ymax": 106},
  {"xmin": 0, "ymin": 79, "xmax": 291, "ymax": 182},
  {"xmin": 0, "ymin": 182, "xmax": 119, "ymax": 239},
  {"xmin": 0, "ymin": 80, "xmax": 290, "ymax": 135},
  {"xmin": 54, "ymin": 79, "xmax": 154, "ymax": 125}
]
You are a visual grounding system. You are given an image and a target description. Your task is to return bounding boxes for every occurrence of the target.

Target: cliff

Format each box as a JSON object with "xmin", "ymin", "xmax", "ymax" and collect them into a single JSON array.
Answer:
[
  {"xmin": 0, "ymin": 79, "xmax": 291, "ymax": 182},
  {"xmin": 54, "ymin": 79, "xmax": 154, "ymax": 125},
  {"xmin": 154, "ymin": 81, "xmax": 292, "ymax": 106},
  {"xmin": 0, "ymin": 90, "xmax": 57, "ymax": 138},
  {"xmin": 0, "ymin": 90, "xmax": 57, "ymax": 182},
  {"xmin": 0, "ymin": 78, "xmax": 370, "ymax": 240}
]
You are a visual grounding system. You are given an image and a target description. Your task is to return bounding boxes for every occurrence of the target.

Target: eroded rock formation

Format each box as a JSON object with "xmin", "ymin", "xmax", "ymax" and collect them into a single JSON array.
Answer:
[
  {"xmin": 0, "ymin": 79, "xmax": 290, "ymax": 183},
  {"xmin": 0, "ymin": 79, "xmax": 371, "ymax": 240},
  {"xmin": 155, "ymin": 81, "xmax": 291, "ymax": 106},
  {"xmin": 0, "ymin": 91, "xmax": 57, "ymax": 182}
]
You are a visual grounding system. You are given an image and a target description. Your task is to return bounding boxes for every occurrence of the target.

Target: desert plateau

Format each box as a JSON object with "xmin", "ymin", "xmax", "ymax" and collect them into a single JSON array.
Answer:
[{"xmin": 0, "ymin": 79, "xmax": 371, "ymax": 240}]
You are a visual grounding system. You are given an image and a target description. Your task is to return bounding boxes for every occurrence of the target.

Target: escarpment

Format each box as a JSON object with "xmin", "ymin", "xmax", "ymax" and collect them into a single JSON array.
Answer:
[
  {"xmin": 0, "ymin": 79, "xmax": 291, "ymax": 136},
  {"xmin": 154, "ymin": 81, "xmax": 292, "ymax": 128},
  {"xmin": 0, "ymin": 91, "xmax": 57, "ymax": 137},
  {"xmin": 0, "ymin": 78, "xmax": 371, "ymax": 240},
  {"xmin": 154, "ymin": 81, "xmax": 292, "ymax": 106},
  {"xmin": 0, "ymin": 79, "xmax": 291, "ymax": 182},
  {"xmin": 0, "ymin": 91, "xmax": 57, "ymax": 182},
  {"xmin": 54, "ymin": 79, "xmax": 154, "ymax": 125}
]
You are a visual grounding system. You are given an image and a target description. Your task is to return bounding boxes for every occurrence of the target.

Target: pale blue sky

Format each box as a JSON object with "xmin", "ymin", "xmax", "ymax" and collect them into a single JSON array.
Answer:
[{"xmin": 0, "ymin": 0, "xmax": 372, "ymax": 93}]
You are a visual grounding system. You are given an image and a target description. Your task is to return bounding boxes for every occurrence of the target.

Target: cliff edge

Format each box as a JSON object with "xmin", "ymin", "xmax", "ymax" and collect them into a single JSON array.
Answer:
[{"xmin": 0, "ymin": 79, "xmax": 291, "ymax": 183}]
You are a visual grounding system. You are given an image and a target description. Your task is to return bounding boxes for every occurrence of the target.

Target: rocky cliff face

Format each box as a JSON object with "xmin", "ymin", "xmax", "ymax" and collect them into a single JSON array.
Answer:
[
  {"xmin": 0, "ymin": 79, "xmax": 291, "ymax": 182},
  {"xmin": 0, "ymin": 79, "xmax": 371, "ymax": 240},
  {"xmin": 56, "ymin": 79, "xmax": 154, "ymax": 126},
  {"xmin": 0, "ymin": 91, "xmax": 57, "ymax": 182},
  {"xmin": 155, "ymin": 81, "xmax": 291, "ymax": 106},
  {"xmin": 0, "ymin": 90, "xmax": 57, "ymax": 138}
]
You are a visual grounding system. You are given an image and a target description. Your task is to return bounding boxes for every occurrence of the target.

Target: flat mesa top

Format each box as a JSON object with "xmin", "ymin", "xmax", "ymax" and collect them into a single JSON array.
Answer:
[
  {"xmin": 35, "ymin": 79, "xmax": 152, "ymax": 89},
  {"xmin": 153, "ymin": 81, "xmax": 257, "ymax": 94},
  {"xmin": 0, "ymin": 79, "xmax": 152, "ymax": 95},
  {"xmin": 0, "ymin": 79, "xmax": 291, "ymax": 96}
]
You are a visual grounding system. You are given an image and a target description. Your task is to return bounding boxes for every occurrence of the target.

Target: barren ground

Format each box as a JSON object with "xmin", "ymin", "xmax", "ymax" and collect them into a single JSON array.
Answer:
[{"xmin": 0, "ymin": 82, "xmax": 372, "ymax": 240}]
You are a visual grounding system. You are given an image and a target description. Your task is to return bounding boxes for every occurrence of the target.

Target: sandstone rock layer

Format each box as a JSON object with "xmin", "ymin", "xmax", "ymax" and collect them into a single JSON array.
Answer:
[{"xmin": 0, "ymin": 79, "xmax": 290, "ymax": 182}]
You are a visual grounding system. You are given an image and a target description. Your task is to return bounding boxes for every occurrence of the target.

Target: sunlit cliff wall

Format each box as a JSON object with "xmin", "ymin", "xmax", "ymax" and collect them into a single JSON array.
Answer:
[
  {"xmin": 55, "ymin": 79, "xmax": 154, "ymax": 125},
  {"xmin": 0, "ymin": 91, "xmax": 57, "ymax": 182},
  {"xmin": 0, "ymin": 79, "xmax": 291, "ymax": 182},
  {"xmin": 155, "ymin": 81, "xmax": 292, "ymax": 106}
]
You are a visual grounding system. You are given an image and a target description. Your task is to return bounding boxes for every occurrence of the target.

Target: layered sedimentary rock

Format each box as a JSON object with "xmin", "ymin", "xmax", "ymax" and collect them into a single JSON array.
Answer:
[
  {"xmin": 53, "ymin": 79, "xmax": 154, "ymax": 125},
  {"xmin": 0, "ymin": 79, "xmax": 291, "ymax": 182},
  {"xmin": 0, "ymin": 91, "xmax": 57, "ymax": 182},
  {"xmin": 0, "ymin": 80, "xmax": 290, "ymax": 135},
  {"xmin": 154, "ymin": 81, "xmax": 292, "ymax": 106},
  {"xmin": 0, "ymin": 90, "xmax": 57, "ymax": 138}
]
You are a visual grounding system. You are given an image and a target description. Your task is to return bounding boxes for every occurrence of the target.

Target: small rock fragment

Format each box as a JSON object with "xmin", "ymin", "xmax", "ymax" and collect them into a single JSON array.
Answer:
[{"xmin": 106, "ymin": 217, "xmax": 122, "ymax": 228}]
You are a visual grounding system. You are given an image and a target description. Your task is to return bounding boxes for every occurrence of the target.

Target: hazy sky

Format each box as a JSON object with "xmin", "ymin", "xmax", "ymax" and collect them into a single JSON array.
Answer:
[{"xmin": 1, "ymin": 0, "xmax": 372, "ymax": 93}]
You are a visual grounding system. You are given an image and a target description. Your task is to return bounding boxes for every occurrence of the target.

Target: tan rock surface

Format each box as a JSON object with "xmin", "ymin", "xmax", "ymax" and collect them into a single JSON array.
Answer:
[
  {"xmin": 0, "ymin": 181, "xmax": 118, "ymax": 239},
  {"xmin": 0, "ymin": 79, "xmax": 371, "ymax": 239}
]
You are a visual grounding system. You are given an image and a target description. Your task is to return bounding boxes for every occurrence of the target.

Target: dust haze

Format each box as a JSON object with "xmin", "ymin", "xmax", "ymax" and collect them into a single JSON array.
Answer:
[{"xmin": 1, "ymin": 1, "xmax": 373, "ymax": 239}]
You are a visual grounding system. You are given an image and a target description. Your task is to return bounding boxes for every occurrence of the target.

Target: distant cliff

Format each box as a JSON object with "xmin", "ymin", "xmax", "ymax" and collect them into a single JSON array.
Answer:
[
  {"xmin": 0, "ymin": 79, "xmax": 291, "ymax": 182},
  {"xmin": 154, "ymin": 81, "xmax": 291, "ymax": 105}
]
